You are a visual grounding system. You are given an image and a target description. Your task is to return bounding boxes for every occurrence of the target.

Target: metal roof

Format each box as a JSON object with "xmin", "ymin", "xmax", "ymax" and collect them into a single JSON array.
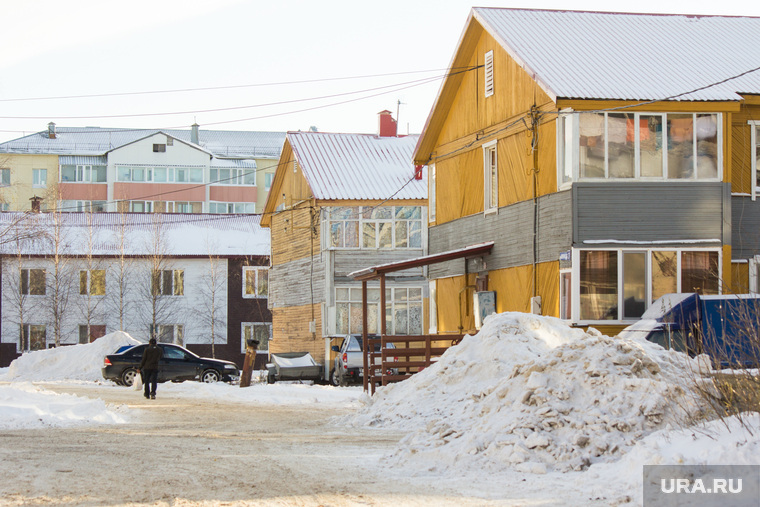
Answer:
[
  {"xmin": 0, "ymin": 212, "xmax": 269, "ymax": 257},
  {"xmin": 59, "ymin": 155, "xmax": 108, "ymax": 166},
  {"xmin": 287, "ymin": 132, "xmax": 426, "ymax": 201},
  {"xmin": 473, "ymin": 8, "xmax": 760, "ymax": 102},
  {"xmin": 0, "ymin": 127, "xmax": 285, "ymax": 159}
]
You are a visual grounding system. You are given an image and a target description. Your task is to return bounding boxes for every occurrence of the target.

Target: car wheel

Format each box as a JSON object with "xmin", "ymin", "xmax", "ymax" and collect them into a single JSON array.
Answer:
[
  {"xmin": 121, "ymin": 368, "xmax": 138, "ymax": 387},
  {"xmin": 267, "ymin": 371, "xmax": 275, "ymax": 384},
  {"xmin": 330, "ymin": 369, "xmax": 340, "ymax": 387},
  {"xmin": 200, "ymin": 369, "xmax": 220, "ymax": 383}
]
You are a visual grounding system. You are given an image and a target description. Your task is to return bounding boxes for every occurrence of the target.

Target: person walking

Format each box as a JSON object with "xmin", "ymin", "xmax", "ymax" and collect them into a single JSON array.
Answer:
[{"xmin": 137, "ymin": 338, "xmax": 163, "ymax": 399}]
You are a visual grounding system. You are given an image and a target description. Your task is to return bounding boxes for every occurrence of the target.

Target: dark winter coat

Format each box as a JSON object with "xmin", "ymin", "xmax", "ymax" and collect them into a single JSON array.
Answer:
[{"xmin": 139, "ymin": 344, "xmax": 163, "ymax": 370}]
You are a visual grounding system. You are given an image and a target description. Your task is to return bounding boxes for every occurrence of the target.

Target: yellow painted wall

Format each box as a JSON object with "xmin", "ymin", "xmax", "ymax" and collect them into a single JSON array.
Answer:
[
  {"xmin": 730, "ymin": 262, "xmax": 750, "ymax": 294},
  {"xmin": 0, "ymin": 154, "xmax": 59, "ymax": 210},
  {"xmin": 730, "ymin": 103, "xmax": 760, "ymax": 194},
  {"xmin": 254, "ymin": 157, "xmax": 280, "ymax": 213}
]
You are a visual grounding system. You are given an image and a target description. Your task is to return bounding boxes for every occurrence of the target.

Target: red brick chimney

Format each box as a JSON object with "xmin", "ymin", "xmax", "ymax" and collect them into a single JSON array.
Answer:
[{"xmin": 378, "ymin": 110, "xmax": 397, "ymax": 137}]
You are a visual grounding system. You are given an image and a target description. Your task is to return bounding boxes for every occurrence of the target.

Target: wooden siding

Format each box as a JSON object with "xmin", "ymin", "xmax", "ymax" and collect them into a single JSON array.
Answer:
[
  {"xmin": 269, "ymin": 255, "xmax": 325, "ymax": 309},
  {"xmin": 333, "ymin": 250, "xmax": 426, "ymax": 279},
  {"xmin": 730, "ymin": 103, "xmax": 760, "ymax": 195},
  {"xmin": 270, "ymin": 305, "xmax": 324, "ymax": 362},
  {"xmin": 574, "ymin": 182, "xmax": 728, "ymax": 246},
  {"xmin": 732, "ymin": 195, "xmax": 760, "ymax": 260},
  {"xmin": 429, "ymin": 191, "xmax": 572, "ymax": 279},
  {"xmin": 730, "ymin": 261, "xmax": 750, "ymax": 294},
  {"xmin": 269, "ymin": 205, "xmax": 320, "ymax": 265},
  {"xmin": 434, "ymin": 260, "xmax": 560, "ymax": 334},
  {"xmin": 261, "ymin": 141, "xmax": 313, "ymax": 227}
]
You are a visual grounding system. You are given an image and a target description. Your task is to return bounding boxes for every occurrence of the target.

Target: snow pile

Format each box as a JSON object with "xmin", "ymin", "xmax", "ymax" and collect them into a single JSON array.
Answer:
[
  {"xmin": 347, "ymin": 312, "xmax": 710, "ymax": 474},
  {"xmin": 2, "ymin": 331, "xmax": 141, "ymax": 382},
  {"xmin": 0, "ymin": 382, "xmax": 127, "ymax": 429},
  {"xmin": 586, "ymin": 414, "xmax": 760, "ymax": 503},
  {"xmin": 166, "ymin": 381, "xmax": 364, "ymax": 406}
]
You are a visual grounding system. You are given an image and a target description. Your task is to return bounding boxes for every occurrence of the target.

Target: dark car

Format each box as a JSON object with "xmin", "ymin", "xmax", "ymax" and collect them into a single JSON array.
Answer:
[{"xmin": 102, "ymin": 343, "xmax": 240, "ymax": 386}]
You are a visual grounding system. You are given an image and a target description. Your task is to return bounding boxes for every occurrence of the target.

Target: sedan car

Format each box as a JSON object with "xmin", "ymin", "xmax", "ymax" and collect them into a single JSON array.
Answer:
[{"xmin": 102, "ymin": 343, "xmax": 240, "ymax": 386}]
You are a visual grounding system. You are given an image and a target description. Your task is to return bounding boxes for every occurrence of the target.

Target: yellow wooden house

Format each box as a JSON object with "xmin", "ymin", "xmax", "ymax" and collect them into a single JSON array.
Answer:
[
  {"xmin": 261, "ymin": 117, "xmax": 428, "ymax": 375},
  {"xmin": 414, "ymin": 8, "xmax": 760, "ymax": 336}
]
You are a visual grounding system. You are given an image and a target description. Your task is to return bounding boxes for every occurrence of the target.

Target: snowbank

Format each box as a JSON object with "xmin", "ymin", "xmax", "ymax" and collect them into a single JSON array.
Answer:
[
  {"xmin": 2, "ymin": 331, "xmax": 141, "ymax": 382},
  {"xmin": 346, "ymin": 312, "xmax": 711, "ymax": 474},
  {"xmin": 0, "ymin": 382, "xmax": 127, "ymax": 429},
  {"xmin": 165, "ymin": 381, "xmax": 364, "ymax": 406}
]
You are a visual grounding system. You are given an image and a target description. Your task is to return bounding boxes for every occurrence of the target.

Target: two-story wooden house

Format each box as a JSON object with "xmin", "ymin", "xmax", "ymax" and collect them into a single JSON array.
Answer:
[
  {"xmin": 414, "ymin": 8, "xmax": 760, "ymax": 335},
  {"xmin": 261, "ymin": 112, "xmax": 428, "ymax": 374}
]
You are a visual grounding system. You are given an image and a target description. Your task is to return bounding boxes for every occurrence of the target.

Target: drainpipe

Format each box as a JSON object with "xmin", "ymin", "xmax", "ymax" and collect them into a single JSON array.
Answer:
[{"xmin": 530, "ymin": 105, "xmax": 540, "ymax": 300}]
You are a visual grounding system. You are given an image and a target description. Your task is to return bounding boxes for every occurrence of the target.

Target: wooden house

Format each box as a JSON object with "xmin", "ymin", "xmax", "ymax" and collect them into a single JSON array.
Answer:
[
  {"xmin": 413, "ymin": 8, "xmax": 760, "ymax": 336},
  {"xmin": 261, "ymin": 113, "xmax": 428, "ymax": 374}
]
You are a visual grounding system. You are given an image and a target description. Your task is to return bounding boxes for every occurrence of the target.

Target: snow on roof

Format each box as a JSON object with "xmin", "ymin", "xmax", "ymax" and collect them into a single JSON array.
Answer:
[
  {"xmin": 288, "ymin": 132, "xmax": 426, "ymax": 201},
  {"xmin": 473, "ymin": 8, "xmax": 760, "ymax": 102},
  {"xmin": 0, "ymin": 126, "xmax": 285, "ymax": 159},
  {"xmin": 0, "ymin": 212, "xmax": 269, "ymax": 257}
]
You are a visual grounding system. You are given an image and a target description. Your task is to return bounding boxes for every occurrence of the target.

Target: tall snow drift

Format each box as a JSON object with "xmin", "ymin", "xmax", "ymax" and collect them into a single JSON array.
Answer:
[{"xmin": 346, "ymin": 312, "xmax": 710, "ymax": 473}]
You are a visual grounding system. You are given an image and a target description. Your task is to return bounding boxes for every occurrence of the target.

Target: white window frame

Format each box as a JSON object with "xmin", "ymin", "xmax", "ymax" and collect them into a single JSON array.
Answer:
[
  {"xmin": 151, "ymin": 324, "xmax": 184, "ymax": 345},
  {"xmin": 428, "ymin": 164, "xmax": 436, "ymax": 223},
  {"xmin": 243, "ymin": 266, "xmax": 268, "ymax": 298},
  {"xmin": 33, "ymin": 168, "xmax": 47, "ymax": 188},
  {"xmin": 324, "ymin": 206, "xmax": 424, "ymax": 251},
  {"xmin": 79, "ymin": 269, "xmax": 106, "ymax": 296},
  {"xmin": 334, "ymin": 285, "xmax": 424, "ymax": 336},
  {"xmin": 20, "ymin": 268, "xmax": 46, "ymax": 296},
  {"xmin": 561, "ymin": 112, "xmax": 723, "ymax": 184},
  {"xmin": 559, "ymin": 269, "xmax": 572, "ymax": 321},
  {"xmin": 210, "ymin": 168, "xmax": 256, "ymax": 186},
  {"xmin": 571, "ymin": 247, "xmax": 722, "ymax": 325},
  {"xmin": 209, "ymin": 202, "xmax": 256, "ymax": 214},
  {"xmin": 483, "ymin": 140, "xmax": 498, "ymax": 214},
  {"xmin": 484, "ymin": 50, "xmax": 494, "ymax": 97},
  {"xmin": 152, "ymin": 269, "xmax": 184, "ymax": 296},
  {"xmin": 19, "ymin": 324, "xmax": 46, "ymax": 352},
  {"xmin": 241, "ymin": 322, "xmax": 272, "ymax": 353},
  {"xmin": 61, "ymin": 165, "xmax": 106, "ymax": 183},
  {"xmin": 264, "ymin": 172, "xmax": 275, "ymax": 191}
]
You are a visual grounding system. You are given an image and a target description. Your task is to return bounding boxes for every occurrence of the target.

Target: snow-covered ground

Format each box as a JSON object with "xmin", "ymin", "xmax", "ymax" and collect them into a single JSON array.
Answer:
[{"xmin": 1, "ymin": 316, "xmax": 758, "ymax": 504}]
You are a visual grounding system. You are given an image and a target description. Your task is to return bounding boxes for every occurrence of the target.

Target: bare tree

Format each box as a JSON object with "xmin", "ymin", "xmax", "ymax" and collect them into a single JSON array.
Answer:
[
  {"xmin": 107, "ymin": 206, "xmax": 135, "ymax": 331},
  {"xmin": 76, "ymin": 210, "xmax": 108, "ymax": 343},
  {"xmin": 196, "ymin": 236, "xmax": 227, "ymax": 357},
  {"xmin": 139, "ymin": 213, "xmax": 185, "ymax": 343},
  {"xmin": 45, "ymin": 209, "xmax": 76, "ymax": 346}
]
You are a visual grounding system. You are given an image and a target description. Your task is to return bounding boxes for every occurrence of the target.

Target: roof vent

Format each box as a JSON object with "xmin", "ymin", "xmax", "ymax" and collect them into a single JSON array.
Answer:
[{"xmin": 47, "ymin": 122, "xmax": 57, "ymax": 139}]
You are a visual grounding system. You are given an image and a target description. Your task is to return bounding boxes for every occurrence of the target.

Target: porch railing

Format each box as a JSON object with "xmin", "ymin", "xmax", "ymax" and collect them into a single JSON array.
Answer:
[{"xmin": 363, "ymin": 334, "xmax": 464, "ymax": 395}]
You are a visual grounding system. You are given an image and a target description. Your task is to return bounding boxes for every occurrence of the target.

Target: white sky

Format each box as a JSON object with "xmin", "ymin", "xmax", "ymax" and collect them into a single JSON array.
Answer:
[{"xmin": 0, "ymin": 0, "xmax": 757, "ymax": 143}]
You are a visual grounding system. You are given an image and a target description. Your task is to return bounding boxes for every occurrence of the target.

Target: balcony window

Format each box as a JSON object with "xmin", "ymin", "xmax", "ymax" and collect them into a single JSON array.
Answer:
[
  {"xmin": 325, "ymin": 206, "xmax": 423, "ymax": 250},
  {"xmin": 561, "ymin": 112, "xmax": 720, "ymax": 184},
  {"xmin": 60, "ymin": 165, "xmax": 106, "ymax": 183}
]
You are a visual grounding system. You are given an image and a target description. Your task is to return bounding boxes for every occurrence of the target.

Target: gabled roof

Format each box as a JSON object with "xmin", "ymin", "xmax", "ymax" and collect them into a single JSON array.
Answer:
[
  {"xmin": 414, "ymin": 8, "xmax": 760, "ymax": 165},
  {"xmin": 473, "ymin": 8, "xmax": 760, "ymax": 103},
  {"xmin": 105, "ymin": 131, "xmax": 213, "ymax": 158},
  {"xmin": 287, "ymin": 132, "xmax": 426, "ymax": 201},
  {"xmin": 0, "ymin": 212, "xmax": 269, "ymax": 257},
  {"xmin": 0, "ymin": 126, "xmax": 285, "ymax": 159}
]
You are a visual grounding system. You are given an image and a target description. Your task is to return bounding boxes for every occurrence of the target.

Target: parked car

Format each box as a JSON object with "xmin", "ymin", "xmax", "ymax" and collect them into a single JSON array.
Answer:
[
  {"xmin": 102, "ymin": 343, "xmax": 240, "ymax": 386},
  {"xmin": 330, "ymin": 334, "xmax": 397, "ymax": 386}
]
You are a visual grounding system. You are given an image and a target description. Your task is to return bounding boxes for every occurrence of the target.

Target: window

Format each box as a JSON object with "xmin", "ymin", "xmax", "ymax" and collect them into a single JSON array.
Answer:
[
  {"xmin": 428, "ymin": 164, "xmax": 436, "ymax": 223},
  {"xmin": 0, "ymin": 168, "xmax": 10, "ymax": 186},
  {"xmin": 78, "ymin": 324, "xmax": 106, "ymax": 344},
  {"xmin": 484, "ymin": 50, "xmax": 494, "ymax": 97},
  {"xmin": 577, "ymin": 249, "xmax": 720, "ymax": 322},
  {"xmin": 243, "ymin": 266, "xmax": 268, "ymax": 298},
  {"xmin": 80, "ymin": 270, "xmax": 106, "ymax": 296},
  {"xmin": 20, "ymin": 268, "xmax": 45, "ymax": 295},
  {"xmin": 241, "ymin": 323, "xmax": 272, "ymax": 353},
  {"xmin": 60, "ymin": 200, "xmax": 106, "ymax": 212},
  {"xmin": 20, "ymin": 324, "xmax": 46, "ymax": 352},
  {"xmin": 209, "ymin": 202, "xmax": 256, "ymax": 214},
  {"xmin": 154, "ymin": 201, "xmax": 202, "ymax": 213},
  {"xmin": 483, "ymin": 141, "xmax": 498, "ymax": 212},
  {"xmin": 561, "ymin": 112, "xmax": 721, "ymax": 183},
  {"xmin": 60, "ymin": 165, "xmax": 106, "ymax": 183},
  {"xmin": 264, "ymin": 172, "xmax": 275, "ymax": 191},
  {"xmin": 129, "ymin": 201, "xmax": 153, "ymax": 213},
  {"xmin": 151, "ymin": 324, "xmax": 184, "ymax": 345},
  {"xmin": 153, "ymin": 144, "xmax": 166, "ymax": 152},
  {"xmin": 325, "ymin": 206, "xmax": 423, "ymax": 250},
  {"xmin": 335, "ymin": 286, "xmax": 423, "ymax": 335},
  {"xmin": 210, "ymin": 168, "xmax": 256, "ymax": 186},
  {"xmin": 118, "ymin": 166, "xmax": 202, "ymax": 183},
  {"xmin": 152, "ymin": 270, "xmax": 184, "ymax": 296},
  {"xmin": 33, "ymin": 169, "xmax": 47, "ymax": 188}
]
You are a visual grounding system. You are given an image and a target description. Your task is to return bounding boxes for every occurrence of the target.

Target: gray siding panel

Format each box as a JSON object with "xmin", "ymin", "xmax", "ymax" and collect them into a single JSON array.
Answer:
[
  {"xmin": 429, "ymin": 191, "xmax": 573, "ymax": 279},
  {"xmin": 732, "ymin": 195, "xmax": 760, "ymax": 259},
  {"xmin": 269, "ymin": 255, "xmax": 325, "ymax": 308},
  {"xmin": 574, "ymin": 182, "xmax": 726, "ymax": 246},
  {"xmin": 333, "ymin": 249, "xmax": 425, "ymax": 279}
]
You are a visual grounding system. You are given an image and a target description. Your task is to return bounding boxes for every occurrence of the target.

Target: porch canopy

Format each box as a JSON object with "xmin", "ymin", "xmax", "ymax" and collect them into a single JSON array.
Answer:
[{"xmin": 348, "ymin": 241, "xmax": 494, "ymax": 392}]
